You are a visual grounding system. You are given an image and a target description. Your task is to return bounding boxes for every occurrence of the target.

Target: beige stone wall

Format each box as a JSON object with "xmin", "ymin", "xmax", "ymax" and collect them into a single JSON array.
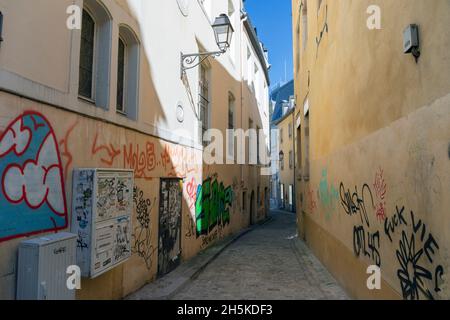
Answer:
[
  {"xmin": 293, "ymin": 0, "xmax": 450, "ymax": 299},
  {"xmin": 0, "ymin": 0, "xmax": 269, "ymax": 299},
  {"xmin": 0, "ymin": 89, "xmax": 268, "ymax": 299}
]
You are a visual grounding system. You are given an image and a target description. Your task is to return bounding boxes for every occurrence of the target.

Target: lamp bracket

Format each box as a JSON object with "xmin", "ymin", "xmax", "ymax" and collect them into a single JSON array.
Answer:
[{"xmin": 180, "ymin": 49, "xmax": 227, "ymax": 78}]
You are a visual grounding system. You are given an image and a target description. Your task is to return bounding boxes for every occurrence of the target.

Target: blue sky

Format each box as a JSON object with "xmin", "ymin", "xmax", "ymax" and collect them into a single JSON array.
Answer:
[{"xmin": 245, "ymin": 0, "xmax": 293, "ymax": 90}]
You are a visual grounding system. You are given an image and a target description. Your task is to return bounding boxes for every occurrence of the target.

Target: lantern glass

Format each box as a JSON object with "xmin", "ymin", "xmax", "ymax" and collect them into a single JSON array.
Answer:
[{"xmin": 212, "ymin": 14, "xmax": 234, "ymax": 51}]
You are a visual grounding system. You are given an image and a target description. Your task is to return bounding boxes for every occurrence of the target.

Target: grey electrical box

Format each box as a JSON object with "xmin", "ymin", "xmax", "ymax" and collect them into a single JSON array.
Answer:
[
  {"xmin": 403, "ymin": 24, "xmax": 419, "ymax": 53},
  {"xmin": 16, "ymin": 232, "xmax": 77, "ymax": 300}
]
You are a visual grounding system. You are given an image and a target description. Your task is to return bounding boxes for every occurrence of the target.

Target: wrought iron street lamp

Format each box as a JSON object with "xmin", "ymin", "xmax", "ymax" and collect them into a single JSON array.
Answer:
[{"xmin": 181, "ymin": 14, "xmax": 234, "ymax": 77}]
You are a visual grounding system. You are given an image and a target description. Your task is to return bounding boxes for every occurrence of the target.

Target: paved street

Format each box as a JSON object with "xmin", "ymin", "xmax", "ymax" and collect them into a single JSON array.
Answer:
[{"xmin": 172, "ymin": 210, "xmax": 349, "ymax": 300}]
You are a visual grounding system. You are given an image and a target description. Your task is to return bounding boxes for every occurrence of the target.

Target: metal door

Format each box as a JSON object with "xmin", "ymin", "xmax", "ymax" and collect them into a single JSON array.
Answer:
[{"xmin": 158, "ymin": 179, "xmax": 183, "ymax": 277}]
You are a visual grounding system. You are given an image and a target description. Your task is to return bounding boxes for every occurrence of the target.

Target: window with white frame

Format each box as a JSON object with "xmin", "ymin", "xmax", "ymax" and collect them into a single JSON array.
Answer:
[
  {"xmin": 79, "ymin": 9, "xmax": 95, "ymax": 100},
  {"xmin": 116, "ymin": 37, "xmax": 126, "ymax": 113},
  {"xmin": 78, "ymin": 0, "xmax": 112, "ymax": 108},
  {"xmin": 116, "ymin": 25, "xmax": 140, "ymax": 120},
  {"xmin": 199, "ymin": 63, "xmax": 210, "ymax": 145},
  {"xmin": 254, "ymin": 63, "xmax": 259, "ymax": 95},
  {"xmin": 227, "ymin": 92, "xmax": 235, "ymax": 160}
]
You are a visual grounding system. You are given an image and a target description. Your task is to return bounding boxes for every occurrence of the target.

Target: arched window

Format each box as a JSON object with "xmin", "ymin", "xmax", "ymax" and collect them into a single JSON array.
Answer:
[
  {"xmin": 78, "ymin": 0, "xmax": 112, "ymax": 109},
  {"xmin": 227, "ymin": 92, "xmax": 235, "ymax": 160},
  {"xmin": 116, "ymin": 25, "xmax": 140, "ymax": 120},
  {"xmin": 78, "ymin": 10, "xmax": 95, "ymax": 99}
]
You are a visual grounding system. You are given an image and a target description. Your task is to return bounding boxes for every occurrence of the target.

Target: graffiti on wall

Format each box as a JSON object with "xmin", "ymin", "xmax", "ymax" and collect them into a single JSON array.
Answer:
[
  {"xmin": 307, "ymin": 188, "xmax": 317, "ymax": 213},
  {"xmin": 114, "ymin": 217, "xmax": 131, "ymax": 262},
  {"xmin": 158, "ymin": 179, "xmax": 183, "ymax": 276},
  {"xmin": 59, "ymin": 120, "xmax": 78, "ymax": 179},
  {"xmin": 390, "ymin": 207, "xmax": 444, "ymax": 300},
  {"xmin": 373, "ymin": 168, "xmax": 387, "ymax": 221},
  {"xmin": 124, "ymin": 142, "xmax": 156, "ymax": 180},
  {"xmin": 131, "ymin": 186, "xmax": 157, "ymax": 270},
  {"xmin": 0, "ymin": 111, "xmax": 68, "ymax": 242},
  {"xmin": 91, "ymin": 132, "xmax": 121, "ymax": 167},
  {"xmin": 195, "ymin": 177, "xmax": 233, "ymax": 237},
  {"xmin": 186, "ymin": 177, "xmax": 198, "ymax": 210},
  {"xmin": 338, "ymin": 168, "xmax": 445, "ymax": 299},
  {"xmin": 161, "ymin": 144, "xmax": 198, "ymax": 177},
  {"xmin": 339, "ymin": 182, "xmax": 374, "ymax": 228},
  {"xmin": 73, "ymin": 170, "xmax": 94, "ymax": 251},
  {"xmin": 340, "ymin": 181, "xmax": 381, "ymax": 267},
  {"xmin": 318, "ymin": 169, "xmax": 339, "ymax": 220}
]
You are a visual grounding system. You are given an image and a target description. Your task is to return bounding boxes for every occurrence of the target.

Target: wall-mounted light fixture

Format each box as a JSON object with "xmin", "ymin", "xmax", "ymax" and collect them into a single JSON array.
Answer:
[
  {"xmin": 180, "ymin": 14, "xmax": 234, "ymax": 78},
  {"xmin": 403, "ymin": 24, "xmax": 420, "ymax": 63},
  {"xmin": 0, "ymin": 12, "xmax": 4, "ymax": 43}
]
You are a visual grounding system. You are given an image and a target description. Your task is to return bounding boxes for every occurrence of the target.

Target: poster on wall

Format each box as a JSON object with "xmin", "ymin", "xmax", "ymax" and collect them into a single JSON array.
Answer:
[{"xmin": 71, "ymin": 169, "xmax": 134, "ymax": 279}]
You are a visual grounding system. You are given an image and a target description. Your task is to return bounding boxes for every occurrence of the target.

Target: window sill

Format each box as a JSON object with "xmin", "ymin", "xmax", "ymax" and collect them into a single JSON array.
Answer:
[
  {"xmin": 116, "ymin": 109, "xmax": 128, "ymax": 117},
  {"xmin": 78, "ymin": 95, "xmax": 96, "ymax": 105}
]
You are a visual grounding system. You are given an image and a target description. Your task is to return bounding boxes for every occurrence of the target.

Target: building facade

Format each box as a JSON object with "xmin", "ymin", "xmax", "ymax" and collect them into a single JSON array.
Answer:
[
  {"xmin": 0, "ymin": 0, "xmax": 270, "ymax": 299},
  {"xmin": 292, "ymin": 0, "xmax": 450, "ymax": 299},
  {"xmin": 270, "ymin": 80, "xmax": 296, "ymax": 211}
]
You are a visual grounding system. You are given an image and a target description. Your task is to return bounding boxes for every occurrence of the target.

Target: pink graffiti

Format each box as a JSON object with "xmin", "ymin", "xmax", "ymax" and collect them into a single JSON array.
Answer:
[
  {"xmin": 186, "ymin": 177, "xmax": 198, "ymax": 210},
  {"xmin": 375, "ymin": 202, "xmax": 387, "ymax": 222},
  {"xmin": 373, "ymin": 168, "xmax": 387, "ymax": 222},
  {"xmin": 373, "ymin": 168, "xmax": 387, "ymax": 200},
  {"xmin": 308, "ymin": 188, "xmax": 317, "ymax": 213}
]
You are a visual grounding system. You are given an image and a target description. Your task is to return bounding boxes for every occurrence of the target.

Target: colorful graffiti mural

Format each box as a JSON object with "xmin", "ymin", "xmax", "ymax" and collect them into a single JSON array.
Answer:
[
  {"xmin": 195, "ymin": 177, "xmax": 233, "ymax": 237},
  {"xmin": 0, "ymin": 111, "xmax": 68, "ymax": 242}
]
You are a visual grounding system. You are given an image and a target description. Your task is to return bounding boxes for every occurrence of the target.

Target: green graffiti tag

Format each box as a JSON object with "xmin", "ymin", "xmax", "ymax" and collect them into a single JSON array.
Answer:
[
  {"xmin": 195, "ymin": 178, "xmax": 233, "ymax": 237},
  {"xmin": 318, "ymin": 169, "xmax": 339, "ymax": 220}
]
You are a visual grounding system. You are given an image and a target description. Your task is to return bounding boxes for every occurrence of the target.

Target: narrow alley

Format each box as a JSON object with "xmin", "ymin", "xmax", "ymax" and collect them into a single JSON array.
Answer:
[{"xmin": 133, "ymin": 211, "xmax": 348, "ymax": 300}]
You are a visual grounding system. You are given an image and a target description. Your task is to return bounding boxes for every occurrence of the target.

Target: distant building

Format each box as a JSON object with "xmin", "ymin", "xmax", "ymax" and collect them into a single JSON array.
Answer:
[{"xmin": 270, "ymin": 80, "xmax": 295, "ymax": 211}]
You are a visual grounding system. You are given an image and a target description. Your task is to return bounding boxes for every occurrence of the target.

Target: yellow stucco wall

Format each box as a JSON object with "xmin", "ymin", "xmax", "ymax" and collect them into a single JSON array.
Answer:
[
  {"xmin": 276, "ymin": 111, "xmax": 297, "ymax": 208},
  {"xmin": 293, "ymin": 0, "xmax": 450, "ymax": 300}
]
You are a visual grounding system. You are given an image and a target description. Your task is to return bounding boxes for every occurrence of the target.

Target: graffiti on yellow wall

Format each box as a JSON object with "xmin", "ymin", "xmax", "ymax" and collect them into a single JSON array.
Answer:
[
  {"xmin": 195, "ymin": 176, "xmax": 233, "ymax": 238},
  {"xmin": 0, "ymin": 111, "xmax": 68, "ymax": 242}
]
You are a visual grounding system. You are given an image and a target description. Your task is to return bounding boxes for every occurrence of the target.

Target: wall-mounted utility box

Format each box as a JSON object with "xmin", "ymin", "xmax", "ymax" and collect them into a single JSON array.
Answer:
[
  {"xmin": 16, "ymin": 232, "xmax": 77, "ymax": 300},
  {"xmin": 71, "ymin": 169, "xmax": 134, "ymax": 279},
  {"xmin": 403, "ymin": 24, "xmax": 419, "ymax": 53}
]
